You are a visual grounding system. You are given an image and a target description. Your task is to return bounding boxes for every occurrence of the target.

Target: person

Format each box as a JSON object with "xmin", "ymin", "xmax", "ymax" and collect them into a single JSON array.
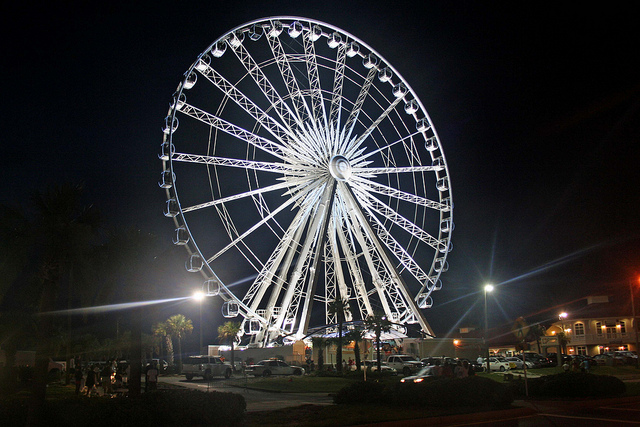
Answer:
[
  {"xmin": 442, "ymin": 362, "xmax": 453, "ymax": 378},
  {"xmin": 146, "ymin": 362, "xmax": 159, "ymax": 391},
  {"xmin": 467, "ymin": 361, "xmax": 475, "ymax": 376},
  {"xmin": 454, "ymin": 360, "xmax": 467, "ymax": 378},
  {"xmin": 74, "ymin": 365, "xmax": 83, "ymax": 395},
  {"xmin": 85, "ymin": 365, "xmax": 97, "ymax": 396},
  {"xmin": 101, "ymin": 362, "xmax": 112, "ymax": 395},
  {"xmin": 580, "ymin": 358, "xmax": 590, "ymax": 373},
  {"xmin": 431, "ymin": 359, "xmax": 442, "ymax": 376},
  {"xmin": 462, "ymin": 360, "xmax": 471, "ymax": 376}
]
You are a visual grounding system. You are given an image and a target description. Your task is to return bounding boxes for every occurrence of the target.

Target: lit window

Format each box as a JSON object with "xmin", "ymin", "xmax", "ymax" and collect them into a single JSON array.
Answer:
[
  {"xmin": 574, "ymin": 322, "xmax": 585, "ymax": 335},
  {"xmin": 619, "ymin": 321, "xmax": 626, "ymax": 334}
]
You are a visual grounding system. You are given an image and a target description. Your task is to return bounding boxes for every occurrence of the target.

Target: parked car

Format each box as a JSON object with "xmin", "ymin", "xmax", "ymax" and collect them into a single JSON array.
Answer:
[
  {"xmin": 486, "ymin": 357, "xmax": 511, "ymax": 372},
  {"xmin": 505, "ymin": 357, "xmax": 535, "ymax": 369},
  {"xmin": 182, "ymin": 355, "xmax": 233, "ymax": 380},
  {"xmin": 361, "ymin": 360, "xmax": 398, "ymax": 375},
  {"xmin": 400, "ymin": 366, "xmax": 437, "ymax": 383},
  {"xmin": 386, "ymin": 354, "xmax": 423, "ymax": 375},
  {"xmin": 246, "ymin": 359, "xmax": 305, "ymax": 377},
  {"xmin": 614, "ymin": 351, "xmax": 638, "ymax": 365}
]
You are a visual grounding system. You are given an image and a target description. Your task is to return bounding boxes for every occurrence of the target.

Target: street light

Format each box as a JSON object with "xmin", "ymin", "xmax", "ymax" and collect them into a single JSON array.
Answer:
[
  {"xmin": 484, "ymin": 284, "xmax": 494, "ymax": 373},
  {"xmin": 557, "ymin": 312, "xmax": 568, "ymax": 368},
  {"xmin": 192, "ymin": 291, "xmax": 205, "ymax": 353}
]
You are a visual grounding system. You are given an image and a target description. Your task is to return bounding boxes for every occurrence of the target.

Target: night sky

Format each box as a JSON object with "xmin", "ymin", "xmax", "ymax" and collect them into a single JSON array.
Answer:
[{"xmin": 3, "ymin": 1, "xmax": 639, "ymax": 343}]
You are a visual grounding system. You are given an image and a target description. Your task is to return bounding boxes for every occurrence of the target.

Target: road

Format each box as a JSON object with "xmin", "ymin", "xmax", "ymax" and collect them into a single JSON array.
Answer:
[{"xmin": 158, "ymin": 375, "xmax": 334, "ymax": 412}]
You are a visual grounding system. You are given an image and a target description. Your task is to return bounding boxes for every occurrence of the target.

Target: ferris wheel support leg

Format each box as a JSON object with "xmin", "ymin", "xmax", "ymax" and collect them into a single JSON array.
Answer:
[{"xmin": 297, "ymin": 181, "xmax": 337, "ymax": 340}]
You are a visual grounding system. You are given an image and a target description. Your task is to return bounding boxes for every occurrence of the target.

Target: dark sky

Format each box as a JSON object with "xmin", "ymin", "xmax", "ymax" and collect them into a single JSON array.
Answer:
[{"xmin": 3, "ymin": 1, "xmax": 639, "ymax": 339}]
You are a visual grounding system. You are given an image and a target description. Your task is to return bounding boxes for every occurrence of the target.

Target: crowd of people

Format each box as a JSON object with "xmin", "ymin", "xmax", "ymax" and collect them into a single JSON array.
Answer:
[{"xmin": 71, "ymin": 357, "xmax": 129, "ymax": 397}]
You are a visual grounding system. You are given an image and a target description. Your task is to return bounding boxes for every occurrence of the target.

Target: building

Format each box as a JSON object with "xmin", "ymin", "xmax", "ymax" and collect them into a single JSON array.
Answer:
[{"xmin": 538, "ymin": 295, "xmax": 638, "ymax": 356}]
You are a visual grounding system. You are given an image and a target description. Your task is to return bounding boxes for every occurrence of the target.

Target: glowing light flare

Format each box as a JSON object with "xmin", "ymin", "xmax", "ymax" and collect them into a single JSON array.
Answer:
[
  {"xmin": 40, "ymin": 297, "xmax": 191, "ymax": 316},
  {"xmin": 192, "ymin": 291, "xmax": 205, "ymax": 301},
  {"xmin": 484, "ymin": 284, "xmax": 494, "ymax": 293}
]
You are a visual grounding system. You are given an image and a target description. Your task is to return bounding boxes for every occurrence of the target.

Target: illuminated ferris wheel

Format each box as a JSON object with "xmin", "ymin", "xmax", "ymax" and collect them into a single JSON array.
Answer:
[{"xmin": 159, "ymin": 17, "xmax": 453, "ymax": 347}]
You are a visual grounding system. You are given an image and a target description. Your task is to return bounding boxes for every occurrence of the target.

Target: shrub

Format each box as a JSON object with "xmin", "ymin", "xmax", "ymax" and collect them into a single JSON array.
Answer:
[{"xmin": 511, "ymin": 372, "xmax": 626, "ymax": 398}]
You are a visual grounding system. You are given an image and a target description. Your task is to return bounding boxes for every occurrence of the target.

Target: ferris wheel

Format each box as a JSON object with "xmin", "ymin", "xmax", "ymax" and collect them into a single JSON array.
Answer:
[{"xmin": 159, "ymin": 17, "xmax": 453, "ymax": 347}]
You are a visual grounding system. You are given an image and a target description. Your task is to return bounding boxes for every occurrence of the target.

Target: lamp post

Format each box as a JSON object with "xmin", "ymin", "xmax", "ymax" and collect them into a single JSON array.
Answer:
[
  {"xmin": 631, "ymin": 277, "xmax": 640, "ymax": 369},
  {"xmin": 484, "ymin": 284, "xmax": 494, "ymax": 373},
  {"xmin": 192, "ymin": 291, "xmax": 205, "ymax": 353},
  {"xmin": 557, "ymin": 312, "xmax": 567, "ymax": 369}
]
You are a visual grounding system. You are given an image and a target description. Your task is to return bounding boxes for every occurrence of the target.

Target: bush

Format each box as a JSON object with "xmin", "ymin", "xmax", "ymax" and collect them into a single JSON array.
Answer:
[
  {"xmin": 1, "ymin": 389, "xmax": 246, "ymax": 427},
  {"xmin": 511, "ymin": 372, "xmax": 626, "ymax": 398},
  {"xmin": 334, "ymin": 377, "xmax": 513, "ymax": 408}
]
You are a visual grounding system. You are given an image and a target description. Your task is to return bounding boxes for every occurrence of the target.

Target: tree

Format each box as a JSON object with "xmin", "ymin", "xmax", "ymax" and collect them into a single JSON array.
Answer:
[
  {"xmin": 218, "ymin": 321, "xmax": 241, "ymax": 371},
  {"xmin": 327, "ymin": 297, "xmax": 351, "ymax": 373},
  {"xmin": 165, "ymin": 314, "xmax": 193, "ymax": 372},
  {"xmin": 153, "ymin": 321, "xmax": 174, "ymax": 366},
  {"xmin": 26, "ymin": 184, "xmax": 101, "ymax": 423},
  {"xmin": 311, "ymin": 336, "xmax": 326, "ymax": 371},
  {"xmin": 345, "ymin": 327, "xmax": 365, "ymax": 372},
  {"xmin": 364, "ymin": 312, "xmax": 392, "ymax": 372},
  {"xmin": 527, "ymin": 323, "xmax": 547, "ymax": 353}
]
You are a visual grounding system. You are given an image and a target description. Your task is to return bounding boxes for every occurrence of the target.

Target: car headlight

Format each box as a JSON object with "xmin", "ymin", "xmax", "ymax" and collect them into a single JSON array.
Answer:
[{"xmin": 414, "ymin": 378, "xmax": 423, "ymax": 383}]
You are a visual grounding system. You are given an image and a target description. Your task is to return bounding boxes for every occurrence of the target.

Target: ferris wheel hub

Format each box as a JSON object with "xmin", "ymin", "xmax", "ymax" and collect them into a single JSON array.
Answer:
[{"xmin": 329, "ymin": 155, "xmax": 352, "ymax": 181}]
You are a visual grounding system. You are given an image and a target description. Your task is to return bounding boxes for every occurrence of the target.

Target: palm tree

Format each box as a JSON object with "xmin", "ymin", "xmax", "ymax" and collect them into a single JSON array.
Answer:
[
  {"xmin": 527, "ymin": 323, "xmax": 547, "ymax": 353},
  {"xmin": 311, "ymin": 336, "xmax": 326, "ymax": 371},
  {"xmin": 153, "ymin": 321, "xmax": 174, "ymax": 366},
  {"xmin": 218, "ymin": 321, "xmax": 241, "ymax": 371},
  {"xmin": 364, "ymin": 312, "xmax": 392, "ymax": 372},
  {"xmin": 345, "ymin": 328, "xmax": 365, "ymax": 372},
  {"xmin": 165, "ymin": 314, "xmax": 193, "ymax": 373},
  {"xmin": 327, "ymin": 297, "xmax": 351, "ymax": 373}
]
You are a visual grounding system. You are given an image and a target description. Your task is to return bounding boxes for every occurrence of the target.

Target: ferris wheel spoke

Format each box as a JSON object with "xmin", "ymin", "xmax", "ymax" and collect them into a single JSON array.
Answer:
[
  {"xmin": 172, "ymin": 152, "xmax": 312, "ymax": 175},
  {"xmin": 343, "ymin": 95, "xmax": 404, "ymax": 159},
  {"xmin": 265, "ymin": 32, "xmax": 314, "ymax": 124},
  {"xmin": 303, "ymin": 32, "xmax": 328, "ymax": 127},
  {"xmin": 329, "ymin": 43, "xmax": 347, "ymax": 129},
  {"xmin": 352, "ymin": 187, "xmax": 441, "ymax": 250},
  {"xmin": 350, "ymin": 130, "xmax": 422, "ymax": 166},
  {"xmin": 351, "ymin": 176, "xmax": 450, "ymax": 211},
  {"xmin": 353, "ymin": 164, "xmax": 444, "ymax": 176},
  {"xmin": 197, "ymin": 64, "xmax": 299, "ymax": 150},
  {"xmin": 358, "ymin": 199, "xmax": 431, "ymax": 284},
  {"xmin": 182, "ymin": 181, "xmax": 296, "ymax": 214},
  {"xmin": 341, "ymin": 66, "xmax": 377, "ymax": 151},
  {"xmin": 207, "ymin": 180, "xmax": 323, "ymax": 264},
  {"xmin": 178, "ymin": 103, "xmax": 289, "ymax": 160},
  {"xmin": 229, "ymin": 40, "xmax": 302, "ymax": 133}
]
